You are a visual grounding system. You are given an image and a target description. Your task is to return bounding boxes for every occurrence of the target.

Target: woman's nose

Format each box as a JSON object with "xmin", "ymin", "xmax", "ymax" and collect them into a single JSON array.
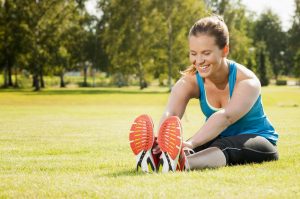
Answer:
[{"xmin": 194, "ymin": 55, "xmax": 205, "ymax": 66}]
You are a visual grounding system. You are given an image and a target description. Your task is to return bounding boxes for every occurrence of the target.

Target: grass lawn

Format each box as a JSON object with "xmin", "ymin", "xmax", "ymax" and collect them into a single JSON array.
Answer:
[{"xmin": 0, "ymin": 86, "xmax": 299, "ymax": 198}]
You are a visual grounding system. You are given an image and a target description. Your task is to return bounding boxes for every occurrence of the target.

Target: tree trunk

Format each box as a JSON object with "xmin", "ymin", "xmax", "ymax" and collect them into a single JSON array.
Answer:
[
  {"xmin": 138, "ymin": 61, "xmax": 146, "ymax": 90},
  {"xmin": 273, "ymin": 63, "xmax": 279, "ymax": 81},
  {"xmin": 33, "ymin": 62, "xmax": 40, "ymax": 91},
  {"xmin": 3, "ymin": 60, "xmax": 13, "ymax": 88},
  {"xmin": 167, "ymin": 17, "xmax": 173, "ymax": 91},
  {"xmin": 40, "ymin": 69, "xmax": 45, "ymax": 88},
  {"xmin": 3, "ymin": 2, "xmax": 9, "ymax": 88},
  {"xmin": 7, "ymin": 64, "xmax": 13, "ymax": 87},
  {"xmin": 3, "ymin": 66, "xmax": 8, "ymax": 88},
  {"xmin": 14, "ymin": 67, "xmax": 19, "ymax": 88},
  {"xmin": 33, "ymin": 73, "xmax": 40, "ymax": 91},
  {"xmin": 83, "ymin": 65, "xmax": 88, "ymax": 87},
  {"xmin": 60, "ymin": 73, "xmax": 65, "ymax": 87},
  {"xmin": 32, "ymin": 75, "xmax": 35, "ymax": 87}
]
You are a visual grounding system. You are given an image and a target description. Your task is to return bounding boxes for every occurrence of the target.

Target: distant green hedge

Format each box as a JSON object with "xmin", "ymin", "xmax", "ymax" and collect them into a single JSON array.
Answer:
[{"xmin": 276, "ymin": 79, "xmax": 287, "ymax": 86}]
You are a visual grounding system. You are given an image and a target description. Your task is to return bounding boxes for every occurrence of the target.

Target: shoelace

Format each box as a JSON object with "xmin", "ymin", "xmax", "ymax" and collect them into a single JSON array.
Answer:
[{"xmin": 183, "ymin": 147, "xmax": 195, "ymax": 156}]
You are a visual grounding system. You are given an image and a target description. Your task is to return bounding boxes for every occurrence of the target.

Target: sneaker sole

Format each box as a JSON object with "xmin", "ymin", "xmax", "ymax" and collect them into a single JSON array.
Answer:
[
  {"xmin": 129, "ymin": 114, "xmax": 156, "ymax": 172},
  {"xmin": 157, "ymin": 116, "xmax": 182, "ymax": 173}
]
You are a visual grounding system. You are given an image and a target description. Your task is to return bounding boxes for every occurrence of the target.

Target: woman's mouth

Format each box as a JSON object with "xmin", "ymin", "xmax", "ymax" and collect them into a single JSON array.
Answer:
[{"xmin": 197, "ymin": 64, "xmax": 210, "ymax": 72}]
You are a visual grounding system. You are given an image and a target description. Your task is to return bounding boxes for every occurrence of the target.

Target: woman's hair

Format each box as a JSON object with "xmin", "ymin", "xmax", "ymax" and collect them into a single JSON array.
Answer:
[{"xmin": 181, "ymin": 15, "xmax": 229, "ymax": 75}]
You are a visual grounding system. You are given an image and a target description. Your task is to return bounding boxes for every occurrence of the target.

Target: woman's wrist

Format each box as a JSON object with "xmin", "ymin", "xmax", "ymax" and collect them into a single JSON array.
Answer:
[{"xmin": 183, "ymin": 140, "xmax": 194, "ymax": 149}]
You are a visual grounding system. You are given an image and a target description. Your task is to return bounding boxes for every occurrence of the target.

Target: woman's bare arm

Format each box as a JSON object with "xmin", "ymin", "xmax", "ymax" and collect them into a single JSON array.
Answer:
[
  {"xmin": 152, "ymin": 75, "xmax": 198, "ymax": 154},
  {"xmin": 184, "ymin": 77, "xmax": 261, "ymax": 149},
  {"xmin": 158, "ymin": 75, "xmax": 198, "ymax": 128}
]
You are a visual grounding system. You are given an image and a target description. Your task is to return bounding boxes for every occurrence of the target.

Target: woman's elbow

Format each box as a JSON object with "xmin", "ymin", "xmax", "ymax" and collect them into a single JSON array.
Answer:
[{"xmin": 218, "ymin": 110, "xmax": 235, "ymax": 127}]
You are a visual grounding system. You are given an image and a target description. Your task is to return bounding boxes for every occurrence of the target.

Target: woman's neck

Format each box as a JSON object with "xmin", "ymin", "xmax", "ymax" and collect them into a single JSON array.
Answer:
[{"xmin": 206, "ymin": 58, "xmax": 229, "ymax": 88}]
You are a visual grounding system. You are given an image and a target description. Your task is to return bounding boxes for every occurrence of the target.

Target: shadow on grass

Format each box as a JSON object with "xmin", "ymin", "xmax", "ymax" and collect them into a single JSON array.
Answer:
[
  {"xmin": 0, "ymin": 88, "xmax": 30, "ymax": 93},
  {"xmin": 103, "ymin": 163, "xmax": 274, "ymax": 178},
  {"xmin": 103, "ymin": 169, "xmax": 151, "ymax": 178}
]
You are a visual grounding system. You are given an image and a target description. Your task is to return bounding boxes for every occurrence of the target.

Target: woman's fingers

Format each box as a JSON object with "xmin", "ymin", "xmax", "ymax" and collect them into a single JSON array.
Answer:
[{"xmin": 152, "ymin": 144, "xmax": 161, "ymax": 154}]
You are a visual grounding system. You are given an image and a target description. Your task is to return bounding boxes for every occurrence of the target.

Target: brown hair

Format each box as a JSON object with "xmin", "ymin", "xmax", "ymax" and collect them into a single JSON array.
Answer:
[{"xmin": 181, "ymin": 15, "xmax": 229, "ymax": 75}]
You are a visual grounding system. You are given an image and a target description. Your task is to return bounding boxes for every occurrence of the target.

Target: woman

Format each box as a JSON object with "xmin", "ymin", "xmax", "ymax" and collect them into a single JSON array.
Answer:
[{"xmin": 129, "ymin": 15, "xmax": 278, "ymax": 173}]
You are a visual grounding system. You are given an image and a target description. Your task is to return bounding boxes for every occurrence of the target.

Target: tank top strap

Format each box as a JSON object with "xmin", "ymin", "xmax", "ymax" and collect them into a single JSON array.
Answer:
[
  {"xmin": 228, "ymin": 60, "xmax": 237, "ymax": 97},
  {"xmin": 196, "ymin": 72, "xmax": 205, "ymax": 99}
]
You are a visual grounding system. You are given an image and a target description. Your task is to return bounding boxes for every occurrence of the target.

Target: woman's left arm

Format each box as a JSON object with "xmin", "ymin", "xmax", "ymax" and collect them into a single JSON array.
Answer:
[{"xmin": 185, "ymin": 77, "xmax": 261, "ymax": 148}]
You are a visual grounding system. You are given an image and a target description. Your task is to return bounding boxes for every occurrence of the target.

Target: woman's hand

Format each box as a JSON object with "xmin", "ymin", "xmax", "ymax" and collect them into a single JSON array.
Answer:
[
  {"xmin": 183, "ymin": 140, "xmax": 194, "ymax": 149},
  {"xmin": 152, "ymin": 138, "xmax": 161, "ymax": 154}
]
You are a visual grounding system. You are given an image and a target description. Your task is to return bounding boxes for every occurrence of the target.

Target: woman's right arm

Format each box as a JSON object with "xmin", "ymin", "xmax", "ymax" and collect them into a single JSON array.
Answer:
[
  {"xmin": 152, "ymin": 75, "xmax": 198, "ymax": 154},
  {"xmin": 158, "ymin": 75, "xmax": 199, "ymax": 127}
]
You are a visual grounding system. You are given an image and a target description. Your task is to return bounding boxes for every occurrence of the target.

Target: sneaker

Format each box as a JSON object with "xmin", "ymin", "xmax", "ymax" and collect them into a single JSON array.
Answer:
[
  {"xmin": 177, "ymin": 147, "xmax": 194, "ymax": 171},
  {"xmin": 157, "ymin": 116, "xmax": 182, "ymax": 173},
  {"xmin": 129, "ymin": 114, "xmax": 157, "ymax": 172}
]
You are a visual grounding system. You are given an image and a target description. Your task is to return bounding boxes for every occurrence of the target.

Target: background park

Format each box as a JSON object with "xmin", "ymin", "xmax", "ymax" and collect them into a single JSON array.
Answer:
[{"xmin": 0, "ymin": 0, "xmax": 300, "ymax": 198}]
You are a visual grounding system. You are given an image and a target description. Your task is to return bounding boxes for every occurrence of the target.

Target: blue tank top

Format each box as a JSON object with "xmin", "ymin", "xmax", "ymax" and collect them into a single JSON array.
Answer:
[{"xmin": 196, "ymin": 60, "xmax": 278, "ymax": 144}]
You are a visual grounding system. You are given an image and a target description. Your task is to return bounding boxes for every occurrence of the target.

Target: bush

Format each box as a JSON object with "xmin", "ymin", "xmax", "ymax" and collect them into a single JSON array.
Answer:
[{"xmin": 276, "ymin": 79, "xmax": 287, "ymax": 86}]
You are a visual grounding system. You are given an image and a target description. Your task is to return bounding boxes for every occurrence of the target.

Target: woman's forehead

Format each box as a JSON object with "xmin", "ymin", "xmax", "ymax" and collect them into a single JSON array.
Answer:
[{"xmin": 189, "ymin": 35, "xmax": 217, "ymax": 49}]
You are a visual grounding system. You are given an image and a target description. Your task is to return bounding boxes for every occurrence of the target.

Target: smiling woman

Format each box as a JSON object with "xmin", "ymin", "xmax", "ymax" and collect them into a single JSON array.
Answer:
[
  {"xmin": 129, "ymin": 15, "xmax": 279, "ymax": 173},
  {"xmin": 184, "ymin": 15, "xmax": 229, "ymax": 79}
]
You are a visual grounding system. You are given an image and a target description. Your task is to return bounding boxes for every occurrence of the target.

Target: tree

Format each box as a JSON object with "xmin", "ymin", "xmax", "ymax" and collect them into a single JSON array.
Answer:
[
  {"xmin": 288, "ymin": 0, "xmax": 300, "ymax": 79},
  {"xmin": 0, "ymin": 0, "xmax": 92, "ymax": 90},
  {"xmin": 0, "ymin": 0, "xmax": 26, "ymax": 88},
  {"xmin": 52, "ymin": 5, "xmax": 93, "ymax": 87},
  {"xmin": 99, "ymin": 0, "xmax": 156, "ymax": 89},
  {"xmin": 99, "ymin": 0, "xmax": 206, "ymax": 89},
  {"xmin": 256, "ymin": 42, "xmax": 270, "ymax": 86},
  {"xmin": 154, "ymin": 0, "xmax": 206, "ymax": 89},
  {"xmin": 254, "ymin": 10, "xmax": 286, "ymax": 80}
]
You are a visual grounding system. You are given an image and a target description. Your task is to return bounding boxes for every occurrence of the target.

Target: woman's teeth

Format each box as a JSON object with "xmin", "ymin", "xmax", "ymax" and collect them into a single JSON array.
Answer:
[
  {"xmin": 200, "ymin": 65, "xmax": 209, "ymax": 69},
  {"xmin": 199, "ymin": 64, "xmax": 210, "ymax": 70}
]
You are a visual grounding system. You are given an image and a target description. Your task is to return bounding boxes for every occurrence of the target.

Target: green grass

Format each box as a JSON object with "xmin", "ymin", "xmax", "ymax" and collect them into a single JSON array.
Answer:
[{"xmin": 0, "ymin": 86, "xmax": 299, "ymax": 198}]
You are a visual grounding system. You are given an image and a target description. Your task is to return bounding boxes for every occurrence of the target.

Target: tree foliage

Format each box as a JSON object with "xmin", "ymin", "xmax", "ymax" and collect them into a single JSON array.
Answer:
[
  {"xmin": 0, "ymin": 0, "xmax": 299, "ymax": 89},
  {"xmin": 254, "ymin": 9, "xmax": 287, "ymax": 80},
  {"xmin": 98, "ymin": 0, "xmax": 207, "ymax": 89},
  {"xmin": 289, "ymin": 0, "xmax": 300, "ymax": 79},
  {"xmin": 0, "ymin": 0, "xmax": 98, "ymax": 90}
]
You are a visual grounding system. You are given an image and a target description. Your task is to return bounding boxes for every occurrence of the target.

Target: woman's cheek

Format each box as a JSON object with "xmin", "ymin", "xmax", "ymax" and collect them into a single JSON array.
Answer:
[{"xmin": 189, "ymin": 56, "xmax": 196, "ymax": 65}]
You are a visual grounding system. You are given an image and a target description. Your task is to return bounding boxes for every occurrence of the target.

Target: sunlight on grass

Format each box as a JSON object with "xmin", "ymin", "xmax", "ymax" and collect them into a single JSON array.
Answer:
[{"xmin": 0, "ymin": 86, "xmax": 299, "ymax": 198}]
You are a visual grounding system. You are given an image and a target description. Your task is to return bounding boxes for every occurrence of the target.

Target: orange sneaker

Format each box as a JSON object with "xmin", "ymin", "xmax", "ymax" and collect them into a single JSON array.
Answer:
[
  {"xmin": 129, "ymin": 114, "xmax": 156, "ymax": 172},
  {"xmin": 157, "ymin": 116, "xmax": 182, "ymax": 173}
]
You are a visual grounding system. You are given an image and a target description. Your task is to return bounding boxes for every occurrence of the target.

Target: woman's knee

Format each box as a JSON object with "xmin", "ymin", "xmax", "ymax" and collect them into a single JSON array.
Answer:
[
  {"xmin": 242, "ymin": 136, "xmax": 279, "ymax": 163},
  {"xmin": 243, "ymin": 136, "xmax": 277, "ymax": 153}
]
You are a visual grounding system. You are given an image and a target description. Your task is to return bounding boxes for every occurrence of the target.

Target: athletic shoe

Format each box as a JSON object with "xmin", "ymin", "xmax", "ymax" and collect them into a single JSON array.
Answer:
[
  {"xmin": 177, "ymin": 147, "xmax": 194, "ymax": 171},
  {"xmin": 129, "ymin": 114, "xmax": 157, "ymax": 172},
  {"xmin": 157, "ymin": 116, "xmax": 182, "ymax": 173}
]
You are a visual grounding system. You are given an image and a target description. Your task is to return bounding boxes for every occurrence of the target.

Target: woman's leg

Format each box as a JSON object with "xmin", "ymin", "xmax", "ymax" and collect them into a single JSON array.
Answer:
[
  {"xmin": 186, "ymin": 134, "xmax": 278, "ymax": 170},
  {"xmin": 186, "ymin": 147, "xmax": 226, "ymax": 170},
  {"xmin": 235, "ymin": 135, "xmax": 279, "ymax": 164}
]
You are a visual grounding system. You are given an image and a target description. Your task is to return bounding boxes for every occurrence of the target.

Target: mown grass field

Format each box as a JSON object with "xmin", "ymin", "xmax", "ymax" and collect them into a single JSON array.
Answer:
[{"xmin": 0, "ymin": 86, "xmax": 299, "ymax": 198}]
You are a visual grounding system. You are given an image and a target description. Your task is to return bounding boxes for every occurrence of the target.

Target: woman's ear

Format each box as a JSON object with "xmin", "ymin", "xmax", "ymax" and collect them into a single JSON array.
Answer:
[{"xmin": 222, "ymin": 45, "xmax": 229, "ymax": 57}]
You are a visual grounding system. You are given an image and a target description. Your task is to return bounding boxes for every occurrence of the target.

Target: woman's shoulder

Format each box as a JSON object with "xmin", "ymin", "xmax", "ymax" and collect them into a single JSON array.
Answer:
[
  {"xmin": 173, "ymin": 73, "xmax": 199, "ymax": 98},
  {"xmin": 228, "ymin": 61, "xmax": 261, "ymax": 99},
  {"xmin": 234, "ymin": 62, "xmax": 259, "ymax": 84}
]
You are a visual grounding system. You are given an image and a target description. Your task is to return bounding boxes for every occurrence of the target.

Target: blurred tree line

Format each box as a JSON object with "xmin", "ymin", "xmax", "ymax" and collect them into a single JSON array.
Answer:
[{"xmin": 0, "ymin": 0, "xmax": 299, "ymax": 90}]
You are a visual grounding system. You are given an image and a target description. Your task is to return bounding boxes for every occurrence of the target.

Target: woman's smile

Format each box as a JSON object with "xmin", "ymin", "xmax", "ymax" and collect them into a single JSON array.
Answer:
[{"xmin": 196, "ymin": 63, "xmax": 211, "ymax": 73}]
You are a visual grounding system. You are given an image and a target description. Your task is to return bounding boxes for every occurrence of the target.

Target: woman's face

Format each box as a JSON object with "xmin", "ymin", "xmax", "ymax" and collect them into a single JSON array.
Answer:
[{"xmin": 189, "ymin": 34, "xmax": 227, "ymax": 78}]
